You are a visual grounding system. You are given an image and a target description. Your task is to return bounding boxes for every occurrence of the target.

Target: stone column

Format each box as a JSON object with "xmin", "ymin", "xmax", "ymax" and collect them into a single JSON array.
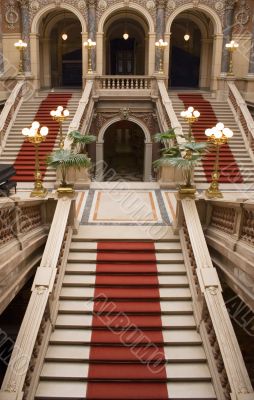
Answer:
[
  {"xmin": 96, "ymin": 142, "xmax": 104, "ymax": 181},
  {"xmin": 0, "ymin": 9, "xmax": 4, "ymax": 74},
  {"xmin": 18, "ymin": 0, "xmax": 31, "ymax": 74},
  {"xmin": 221, "ymin": 0, "xmax": 236, "ymax": 74},
  {"xmin": 144, "ymin": 142, "xmax": 153, "ymax": 181},
  {"xmin": 155, "ymin": 0, "xmax": 166, "ymax": 72},
  {"xmin": 88, "ymin": 0, "xmax": 97, "ymax": 72},
  {"xmin": 248, "ymin": 19, "xmax": 254, "ymax": 74}
]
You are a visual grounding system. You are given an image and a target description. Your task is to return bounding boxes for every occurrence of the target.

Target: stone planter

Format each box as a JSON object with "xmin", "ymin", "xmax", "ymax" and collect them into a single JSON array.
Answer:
[
  {"xmin": 56, "ymin": 167, "xmax": 91, "ymax": 189},
  {"xmin": 158, "ymin": 165, "xmax": 186, "ymax": 189}
]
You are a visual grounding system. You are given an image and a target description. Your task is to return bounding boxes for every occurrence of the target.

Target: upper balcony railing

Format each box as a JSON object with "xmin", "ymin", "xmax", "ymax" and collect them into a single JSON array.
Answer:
[{"xmin": 95, "ymin": 75, "xmax": 154, "ymax": 91}]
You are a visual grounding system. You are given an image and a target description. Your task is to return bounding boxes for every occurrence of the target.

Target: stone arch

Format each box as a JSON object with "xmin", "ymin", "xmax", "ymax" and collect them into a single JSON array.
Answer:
[
  {"xmin": 98, "ymin": 2, "xmax": 155, "ymax": 35},
  {"xmin": 165, "ymin": 3, "xmax": 223, "ymax": 90},
  {"xmin": 165, "ymin": 3, "xmax": 222, "ymax": 35},
  {"xmin": 31, "ymin": 3, "xmax": 87, "ymax": 34},
  {"xmin": 97, "ymin": 116, "xmax": 152, "ymax": 143},
  {"xmin": 96, "ymin": 116, "xmax": 153, "ymax": 181}
]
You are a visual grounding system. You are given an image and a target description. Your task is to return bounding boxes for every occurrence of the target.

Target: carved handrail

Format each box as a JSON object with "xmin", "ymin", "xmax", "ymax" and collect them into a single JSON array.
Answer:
[
  {"xmin": 0, "ymin": 80, "xmax": 25, "ymax": 154},
  {"xmin": 178, "ymin": 198, "xmax": 254, "ymax": 398},
  {"xmin": 65, "ymin": 80, "xmax": 94, "ymax": 149},
  {"xmin": 204, "ymin": 198, "xmax": 254, "ymax": 247},
  {"xmin": 0, "ymin": 198, "xmax": 76, "ymax": 399},
  {"xmin": 0, "ymin": 198, "xmax": 45, "ymax": 248},
  {"xmin": 227, "ymin": 81, "xmax": 254, "ymax": 154},
  {"xmin": 157, "ymin": 80, "xmax": 184, "ymax": 144},
  {"xmin": 96, "ymin": 75, "xmax": 152, "ymax": 90}
]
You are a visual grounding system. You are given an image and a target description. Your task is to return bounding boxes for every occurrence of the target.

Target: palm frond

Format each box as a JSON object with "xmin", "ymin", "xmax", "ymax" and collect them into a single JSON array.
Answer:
[
  {"xmin": 153, "ymin": 155, "xmax": 201, "ymax": 169},
  {"xmin": 183, "ymin": 142, "xmax": 209, "ymax": 153},
  {"xmin": 68, "ymin": 131, "xmax": 96, "ymax": 145},
  {"xmin": 153, "ymin": 129, "xmax": 176, "ymax": 143},
  {"xmin": 46, "ymin": 149, "xmax": 91, "ymax": 170}
]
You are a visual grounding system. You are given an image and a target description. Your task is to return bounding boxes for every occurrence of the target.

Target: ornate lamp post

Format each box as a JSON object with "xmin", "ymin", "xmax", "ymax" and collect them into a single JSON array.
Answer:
[
  {"xmin": 50, "ymin": 106, "xmax": 69, "ymax": 149},
  {"xmin": 14, "ymin": 39, "xmax": 27, "ymax": 75},
  {"xmin": 205, "ymin": 122, "xmax": 233, "ymax": 198},
  {"xmin": 83, "ymin": 38, "xmax": 96, "ymax": 74},
  {"xmin": 22, "ymin": 121, "xmax": 48, "ymax": 198},
  {"xmin": 155, "ymin": 39, "xmax": 168, "ymax": 74},
  {"xmin": 225, "ymin": 40, "xmax": 239, "ymax": 76},
  {"xmin": 180, "ymin": 107, "xmax": 200, "ymax": 141}
]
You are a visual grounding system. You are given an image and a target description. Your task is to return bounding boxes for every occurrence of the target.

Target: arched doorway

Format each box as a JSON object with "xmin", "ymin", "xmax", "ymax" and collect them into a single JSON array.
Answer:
[
  {"xmin": 104, "ymin": 121, "xmax": 145, "ymax": 181},
  {"xmin": 103, "ymin": 11, "xmax": 148, "ymax": 75},
  {"xmin": 167, "ymin": 9, "xmax": 216, "ymax": 90},
  {"xmin": 170, "ymin": 18, "xmax": 201, "ymax": 87},
  {"xmin": 38, "ymin": 10, "xmax": 82, "ymax": 88}
]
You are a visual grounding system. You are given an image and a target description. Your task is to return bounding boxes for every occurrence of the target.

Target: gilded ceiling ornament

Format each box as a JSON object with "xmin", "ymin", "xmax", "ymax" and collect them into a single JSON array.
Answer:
[
  {"xmin": 167, "ymin": 0, "xmax": 176, "ymax": 10},
  {"xmin": 146, "ymin": 0, "xmax": 156, "ymax": 10},
  {"xmin": 5, "ymin": 0, "xmax": 19, "ymax": 29}
]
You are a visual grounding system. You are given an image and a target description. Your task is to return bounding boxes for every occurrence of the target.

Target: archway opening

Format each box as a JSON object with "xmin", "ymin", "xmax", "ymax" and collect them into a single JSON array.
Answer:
[
  {"xmin": 39, "ymin": 10, "xmax": 82, "ymax": 88},
  {"xmin": 169, "ymin": 11, "xmax": 214, "ymax": 89},
  {"xmin": 104, "ymin": 12, "xmax": 148, "ymax": 75},
  {"xmin": 104, "ymin": 120, "xmax": 145, "ymax": 181}
]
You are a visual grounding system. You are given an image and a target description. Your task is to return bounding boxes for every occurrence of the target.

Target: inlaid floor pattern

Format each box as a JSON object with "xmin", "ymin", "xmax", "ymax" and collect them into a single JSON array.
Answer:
[{"xmin": 35, "ymin": 238, "xmax": 216, "ymax": 399}]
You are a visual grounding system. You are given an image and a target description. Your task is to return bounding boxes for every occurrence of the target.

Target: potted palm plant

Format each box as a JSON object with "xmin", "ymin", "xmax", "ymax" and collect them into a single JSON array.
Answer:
[
  {"xmin": 47, "ymin": 149, "xmax": 91, "ymax": 194},
  {"xmin": 153, "ymin": 128, "xmax": 209, "ymax": 196},
  {"xmin": 57, "ymin": 130, "xmax": 96, "ymax": 189}
]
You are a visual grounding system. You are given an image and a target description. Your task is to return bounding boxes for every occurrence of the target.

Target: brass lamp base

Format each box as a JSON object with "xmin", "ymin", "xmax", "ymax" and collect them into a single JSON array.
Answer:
[
  {"xmin": 205, "ymin": 171, "xmax": 223, "ymax": 199},
  {"xmin": 178, "ymin": 184, "xmax": 196, "ymax": 198},
  {"xmin": 57, "ymin": 185, "xmax": 75, "ymax": 195},
  {"xmin": 30, "ymin": 187, "xmax": 48, "ymax": 198},
  {"xmin": 205, "ymin": 187, "xmax": 223, "ymax": 199}
]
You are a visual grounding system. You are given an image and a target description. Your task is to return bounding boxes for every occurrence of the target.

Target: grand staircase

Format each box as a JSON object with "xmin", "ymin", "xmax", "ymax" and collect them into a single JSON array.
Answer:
[
  {"xmin": 170, "ymin": 92, "xmax": 254, "ymax": 185},
  {"xmin": 0, "ymin": 90, "xmax": 81, "ymax": 184},
  {"xmin": 35, "ymin": 237, "xmax": 216, "ymax": 399}
]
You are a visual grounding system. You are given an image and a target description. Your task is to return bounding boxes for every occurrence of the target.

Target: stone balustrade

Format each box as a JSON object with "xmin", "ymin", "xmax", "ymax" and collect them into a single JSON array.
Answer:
[
  {"xmin": 0, "ymin": 80, "xmax": 25, "ymax": 154},
  {"xmin": 176, "ymin": 198, "xmax": 254, "ymax": 399},
  {"xmin": 0, "ymin": 197, "xmax": 56, "ymax": 315},
  {"xmin": 0, "ymin": 198, "xmax": 76, "ymax": 399},
  {"xmin": 96, "ymin": 76, "xmax": 153, "ymax": 91},
  {"xmin": 227, "ymin": 81, "xmax": 254, "ymax": 152}
]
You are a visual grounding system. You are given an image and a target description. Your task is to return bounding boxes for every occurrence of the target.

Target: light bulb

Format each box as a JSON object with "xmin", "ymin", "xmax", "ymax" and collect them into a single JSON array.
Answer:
[
  {"xmin": 22, "ymin": 128, "xmax": 30, "ymax": 136},
  {"xmin": 62, "ymin": 33, "xmax": 68, "ymax": 41},
  {"xmin": 180, "ymin": 111, "xmax": 186, "ymax": 117},
  {"xmin": 32, "ymin": 121, "xmax": 40, "ymax": 129},
  {"xmin": 50, "ymin": 110, "xmax": 55, "ymax": 117},
  {"xmin": 193, "ymin": 110, "xmax": 200, "ymax": 118},
  {"xmin": 216, "ymin": 122, "xmax": 224, "ymax": 130},
  {"xmin": 123, "ymin": 33, "xmax": 129, "ymax": 40},
  {"xmin": 57, "ymin": 106, "xmax": 63, "ymax": 112},
  {"xmin": 63, "ymin": 109, "xmax": 69, "ymax": 117},
  {"xmin": 205, "ymin": 129, "xmax": 212, "ymax": 137},
  {"xmin": 40, "ymin": 126, "xmax": 48, "ymax": 136},
  {"xmin": 214, "ymin": 131, "xmax": 222, "ymax": 138},
  {"xmin": 188, "ymin": 106, "xmax": 194, "ymax": 113},
  {"xmin": 184, "ymin": 34, "xmax": 190, "ymax": 42}
]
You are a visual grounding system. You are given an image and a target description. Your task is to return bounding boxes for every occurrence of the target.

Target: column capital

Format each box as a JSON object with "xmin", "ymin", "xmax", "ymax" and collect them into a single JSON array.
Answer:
[
  {"xmin": 156, "ymin": 0, "xmax": 166, "ymax": 8},
  {"xmin": 224, "ymin": 0, "xmax": 237, "ymax": 11},
  {"xmin": 88, "ymin": 0, "xmax": 97, "ymax": 7},
  {"xmin": 17, "ymin": 0, "xmax": 29, "ymax": 9}
]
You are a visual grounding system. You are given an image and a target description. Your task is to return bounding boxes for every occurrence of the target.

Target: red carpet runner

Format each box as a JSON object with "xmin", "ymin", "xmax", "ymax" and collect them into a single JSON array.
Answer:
[
  {"xmin": 13, "ymin": 93, "xmax": 72, "ymax": 182},
  {"xmin": 86, "ymin": 241, "xmax": 168, "ymax": 399},
  {"xmin": 178, "ymin": 94, "xmax": 243, "ymax": 183}
]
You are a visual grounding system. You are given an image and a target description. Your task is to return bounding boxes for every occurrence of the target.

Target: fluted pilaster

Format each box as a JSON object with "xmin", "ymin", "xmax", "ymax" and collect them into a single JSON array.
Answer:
[
  {"xmin": 221, "ymin": 0, "xmax": 236, "ymax": 73},
  {"xmin": 18, "ymin": 0, "xmax": 31, "ymax": 74}
]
